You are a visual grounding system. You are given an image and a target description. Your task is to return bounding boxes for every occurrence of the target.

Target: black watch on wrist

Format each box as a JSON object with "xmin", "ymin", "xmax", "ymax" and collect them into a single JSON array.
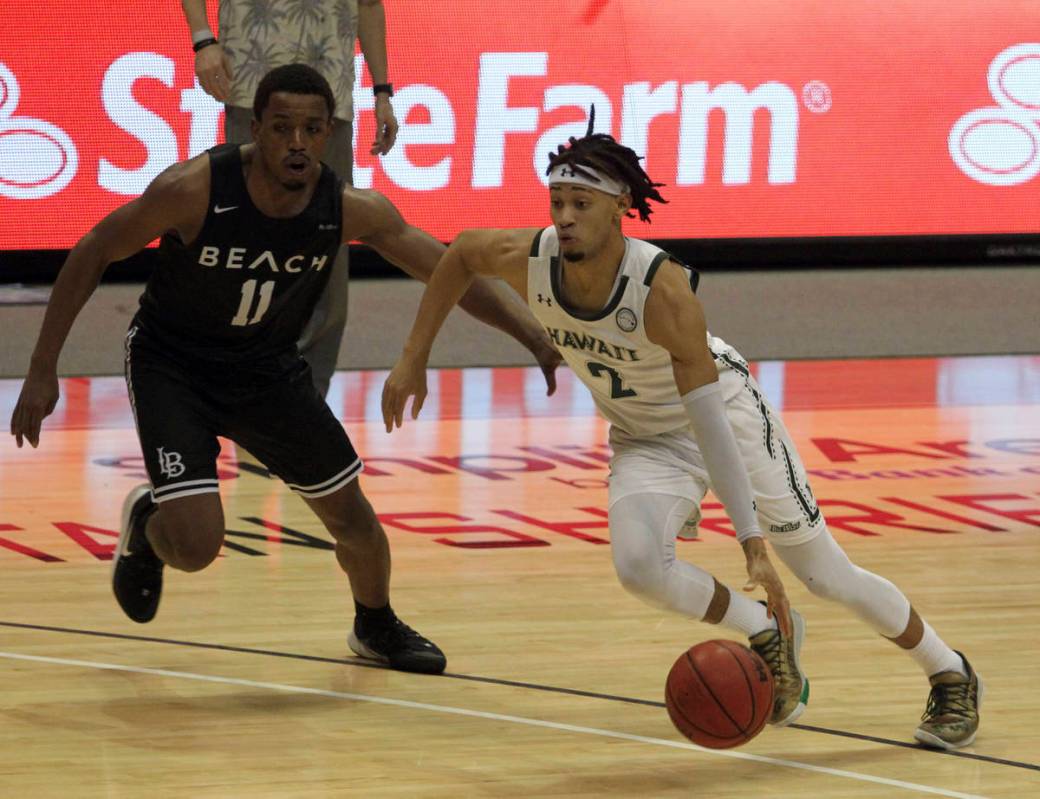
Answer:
[{"xmin": 372, "ymin": 83, "xmax": 394, "ymax": 98}]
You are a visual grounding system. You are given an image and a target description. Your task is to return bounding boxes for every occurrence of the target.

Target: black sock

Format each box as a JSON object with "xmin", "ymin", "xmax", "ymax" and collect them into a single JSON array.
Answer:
[
  {"xmin": 354, "ymin": 600, "xmax": 395, "ymax": 633},
  {"xmin": 135, "ymin": 504, "xmax": 159, "ymax": 557}
]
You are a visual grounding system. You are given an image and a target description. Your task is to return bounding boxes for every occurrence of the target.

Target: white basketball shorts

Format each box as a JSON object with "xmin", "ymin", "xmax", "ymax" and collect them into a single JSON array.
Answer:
[{"xmin": 607, "ymin": 360, "xmax": 824, "ymax": 546}]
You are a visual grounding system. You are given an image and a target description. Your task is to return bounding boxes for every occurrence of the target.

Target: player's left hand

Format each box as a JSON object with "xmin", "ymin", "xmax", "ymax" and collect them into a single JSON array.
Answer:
[
  {"xmin": 370, "ymin": 97, "xmax": 399, "ymax": 156},
  {"xmin": 381, "ymin": 353, "xmax": 427, "ymax": 432}
]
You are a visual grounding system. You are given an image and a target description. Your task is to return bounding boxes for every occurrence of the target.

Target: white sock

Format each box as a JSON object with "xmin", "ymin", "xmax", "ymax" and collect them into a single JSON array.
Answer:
[
  {"xmin": 721, "ymin": 592, "xmax": 775, "ymax": 637},
  {"xmin": 908, "ymin": 620, "xmax": 965, "ymax": 678}
]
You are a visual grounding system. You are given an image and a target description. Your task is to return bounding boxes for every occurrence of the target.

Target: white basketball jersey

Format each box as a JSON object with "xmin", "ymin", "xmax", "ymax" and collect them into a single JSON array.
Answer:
[{"xmin": 527, "ymin": 227, "xmax": 739, "ymax": 436}]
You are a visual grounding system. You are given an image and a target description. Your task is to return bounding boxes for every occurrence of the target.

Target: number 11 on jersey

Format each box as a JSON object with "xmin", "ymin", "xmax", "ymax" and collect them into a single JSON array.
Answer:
[{"xmin": 231, "ymin": 279, "xmax": 275, "ymax": 326}]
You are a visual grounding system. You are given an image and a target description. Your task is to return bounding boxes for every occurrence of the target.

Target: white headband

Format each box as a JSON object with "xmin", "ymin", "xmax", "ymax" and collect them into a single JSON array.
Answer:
[{"xmin": 548, "ymin": 164, "xmax": 629, "ymax": 196}]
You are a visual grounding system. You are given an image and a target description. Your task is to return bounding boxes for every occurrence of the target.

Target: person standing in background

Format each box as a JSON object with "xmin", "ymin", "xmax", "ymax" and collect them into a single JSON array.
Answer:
[{"xmin": 180, "ymin": 0, "xmax": 398, "ymax": 397}]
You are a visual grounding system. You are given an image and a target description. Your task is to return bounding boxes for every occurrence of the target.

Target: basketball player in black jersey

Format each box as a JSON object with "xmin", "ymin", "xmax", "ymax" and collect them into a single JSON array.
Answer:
[{"xmin": 9, "ymin": 64, "xmax": 560, "ymax": 675}]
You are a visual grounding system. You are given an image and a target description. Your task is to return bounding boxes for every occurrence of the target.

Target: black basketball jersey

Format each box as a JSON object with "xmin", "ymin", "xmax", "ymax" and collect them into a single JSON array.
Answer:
[{"xmin": 134, "ymin": 144, "xmax": 343, "ymax": 369}]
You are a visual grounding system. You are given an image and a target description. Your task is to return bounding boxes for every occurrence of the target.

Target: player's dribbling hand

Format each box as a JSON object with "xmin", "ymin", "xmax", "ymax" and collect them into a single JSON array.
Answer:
[
  {"xmin": 9, "ymin": 369, "xmax": 59, "ymax": 448},
  {"xmin": 741, "ymin": 537, "xmax": 793, "ymax": 638},
  {"xmin": 381, "ymin": 355, "xmax": 427, "ymax": 432}
]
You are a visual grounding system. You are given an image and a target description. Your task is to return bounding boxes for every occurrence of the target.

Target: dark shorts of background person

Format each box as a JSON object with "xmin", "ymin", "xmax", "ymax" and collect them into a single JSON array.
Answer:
[
  {"xmin": 225, "ymin": 106, "xmax": 354, "ymax": 399},
  {"xmin": 124, "ymin": 324, "xmax": 363, "ymax": 503}
]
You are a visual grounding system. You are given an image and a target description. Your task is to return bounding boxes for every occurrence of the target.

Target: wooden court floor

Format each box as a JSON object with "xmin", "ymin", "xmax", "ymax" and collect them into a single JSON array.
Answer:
[{"xmin": 1, "ymin": 356, "xmax": 1039, "ymax": 798}]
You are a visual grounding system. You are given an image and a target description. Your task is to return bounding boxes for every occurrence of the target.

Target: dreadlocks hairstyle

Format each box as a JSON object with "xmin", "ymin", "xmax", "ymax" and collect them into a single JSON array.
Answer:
[{"xmin": 545, "ymin": 107, "xmax": 667, "ymax": 223}]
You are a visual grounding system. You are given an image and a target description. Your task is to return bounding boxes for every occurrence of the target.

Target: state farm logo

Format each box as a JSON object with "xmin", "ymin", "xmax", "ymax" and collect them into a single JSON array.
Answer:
[
  {"xmin": 467, "ymin": 54, "xmax": 826, "ymax": 191},
  {"xmin": 0, "ymin": 62, "xmax": 78, "ymax": 199},
  {"xmin": 949, "ymin": 43, "xmax": 1040, "ymax": 186}
]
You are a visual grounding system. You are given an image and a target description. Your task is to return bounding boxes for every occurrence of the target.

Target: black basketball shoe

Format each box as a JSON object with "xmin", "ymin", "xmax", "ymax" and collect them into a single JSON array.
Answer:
[
  {"xmin": 348, "ymin": 616, "xmax": 447, "ymax": 675},
  {"xmin": 112, "ymin": 484, "xmax": 163, "ymax": 623}
]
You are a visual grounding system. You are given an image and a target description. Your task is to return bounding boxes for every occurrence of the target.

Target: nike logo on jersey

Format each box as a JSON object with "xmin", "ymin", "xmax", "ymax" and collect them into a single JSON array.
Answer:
[{"xmin": 213, "ymin": 204, "xmax": 239, "ymax": 214}]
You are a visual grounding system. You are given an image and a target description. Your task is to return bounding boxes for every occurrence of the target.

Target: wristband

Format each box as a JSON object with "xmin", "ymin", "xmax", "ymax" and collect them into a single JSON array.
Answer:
[
  {"xmin": 372, "ymin": 83, "xmax": 394, "ymax": 97},
  {"xmin": 193, "ymin": 37, "xmax": 219, "ymax": 53}
]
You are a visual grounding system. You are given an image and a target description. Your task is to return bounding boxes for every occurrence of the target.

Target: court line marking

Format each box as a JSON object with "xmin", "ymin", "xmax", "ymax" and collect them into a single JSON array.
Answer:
[
  {"xmin": 0, "ymin": 650, "xmax": 990, "ymax": 799},
  {"xmin": 2, "ymin": 620, "xmax": 1032, "ymax": 773}
]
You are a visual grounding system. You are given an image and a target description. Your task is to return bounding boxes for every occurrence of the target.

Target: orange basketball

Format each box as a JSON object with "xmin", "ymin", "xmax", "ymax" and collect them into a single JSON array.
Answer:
[{"xmin": 664, "ymin": 639, "xmax": 774, "ymax": 749}]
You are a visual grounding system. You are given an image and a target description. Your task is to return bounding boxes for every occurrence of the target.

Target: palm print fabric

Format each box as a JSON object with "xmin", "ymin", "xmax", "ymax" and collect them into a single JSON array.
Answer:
[{"xmin": 219, "ymin": 0, "xmax": 359, "ymax": 121}]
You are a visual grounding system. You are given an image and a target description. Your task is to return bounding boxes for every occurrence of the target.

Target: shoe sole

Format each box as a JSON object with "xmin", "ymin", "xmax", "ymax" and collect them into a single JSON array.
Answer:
[
  {"xmin": 112, "ymin": 484, "xmax": 152, "ymax": 580},
  {"xmin": 347, "ymin": 631, "xmax": 389, "ymax": 664},
  {"xmin": 772, "ymin": 609, "xmax": 809, "ymax": 727},
  {"xmin": 678, "ymin": 507, "xmax": 701, "ymax": 541},
  {"xmin": 913, "ymin": 674, "xmax": 984, "ymax": 750},
  {"xmin": 347, "ymin": 631, "xmax": 447, "ymax": 674}
]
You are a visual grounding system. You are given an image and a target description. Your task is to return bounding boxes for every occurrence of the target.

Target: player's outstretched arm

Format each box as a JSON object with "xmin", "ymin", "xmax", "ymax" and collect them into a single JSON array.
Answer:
[
  {"xmin": 379, "ymin": 227, "xmax": 532, "ymax": 432},
  {"xmin": 645, "ymin": 261, "xmax": 792, "ymax": 636},
  {"xmin": 9, "ymin": 159, "xmax": 206, "ymax": 449},
  {"xmin": 348, "ymin": 189, "xmax": 560, "ymax": 393}
]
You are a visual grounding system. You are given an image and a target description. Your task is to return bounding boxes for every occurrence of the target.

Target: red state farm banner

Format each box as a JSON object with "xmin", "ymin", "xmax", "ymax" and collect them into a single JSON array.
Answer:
[{"xmin": 0, "ymin": 0, "xmax": 1038, "ymax": 252}]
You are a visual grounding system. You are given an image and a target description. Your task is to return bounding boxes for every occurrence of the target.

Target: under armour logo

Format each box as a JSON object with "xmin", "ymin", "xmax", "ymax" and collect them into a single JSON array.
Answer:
[
  {"xmin": 157, "ymin": 447, "xmax": 186, "ymax": 478},
  {"xmin": 559, "ymin": 167, "xmax": 577, "ymax": 178},
  {"xmin": 537, "ymin": 293, "xmax": 553, "ymax": 306}
]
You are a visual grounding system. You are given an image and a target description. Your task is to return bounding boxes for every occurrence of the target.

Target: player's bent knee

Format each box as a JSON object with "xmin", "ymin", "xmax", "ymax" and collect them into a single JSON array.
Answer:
[
  {"xmin": 159, "ymin": 517, "xmax": 224, "ymax": 571},
  {"xmin": 612, "ymin": 548, "xmax": 667, "ymax": 605},
  {"xmin": 155, "ymin": 492, "xmax": 225, "ymax": 571},
  {"xmin": 171, "ymin": 532, "xmax": 224, "ymax": 572}
]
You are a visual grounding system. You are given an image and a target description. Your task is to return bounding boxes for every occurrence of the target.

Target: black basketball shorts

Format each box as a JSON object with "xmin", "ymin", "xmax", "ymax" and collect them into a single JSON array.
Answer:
[{"xmin": 124, "ymin": 326, "xmax": 363, "ymax": 504}]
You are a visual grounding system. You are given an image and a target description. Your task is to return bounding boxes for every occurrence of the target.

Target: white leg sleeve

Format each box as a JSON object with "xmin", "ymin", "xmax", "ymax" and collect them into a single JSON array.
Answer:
[
  {"xmin": 608, "ymin": 492, "xmax": 720, "ymax": 619},
  {"xmin": 772, "ymin": 526, "xmax": 911, "ymax": 637}
]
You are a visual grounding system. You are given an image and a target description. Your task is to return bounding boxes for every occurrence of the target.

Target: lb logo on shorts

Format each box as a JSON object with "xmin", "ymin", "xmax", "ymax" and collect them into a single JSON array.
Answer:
[
  {"xmin": 769, "ymin": 521, "xmax": 801, "ymax": 533},
  {"xmin": 615, "ymin": 307, "xmax": 638, "ymax": 332},
  {"xmin": 157, "ymin": 447, "xmax": 186, "ymax": 479}
]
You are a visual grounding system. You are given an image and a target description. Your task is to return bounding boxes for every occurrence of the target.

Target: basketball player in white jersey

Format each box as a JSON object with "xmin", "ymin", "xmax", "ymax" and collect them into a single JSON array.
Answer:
[{"xmin": 380, "ymin": 123, "xmax": 982, "ymax": 748}]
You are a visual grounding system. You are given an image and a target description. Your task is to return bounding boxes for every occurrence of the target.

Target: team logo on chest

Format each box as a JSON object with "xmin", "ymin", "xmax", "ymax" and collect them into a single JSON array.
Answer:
[{"xmin": 615, "ymin": 307, "xmax": 638, "ymax": 332}]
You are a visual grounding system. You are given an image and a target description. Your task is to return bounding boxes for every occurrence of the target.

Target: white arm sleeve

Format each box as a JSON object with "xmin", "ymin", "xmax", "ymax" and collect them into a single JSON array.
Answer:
[{"xmin": 681, "ymin": 381, "xmax": 763, "ymax": 543}]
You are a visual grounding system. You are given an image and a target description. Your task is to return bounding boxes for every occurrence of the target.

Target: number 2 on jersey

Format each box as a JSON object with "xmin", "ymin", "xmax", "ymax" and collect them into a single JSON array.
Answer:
[
  {"xmin": 231, "ymin": 279, "xmax": 275, "ymax": 326},
  {"xmin": 586, "ymin": 361, "xmax": 637, "ymax": 398}
]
